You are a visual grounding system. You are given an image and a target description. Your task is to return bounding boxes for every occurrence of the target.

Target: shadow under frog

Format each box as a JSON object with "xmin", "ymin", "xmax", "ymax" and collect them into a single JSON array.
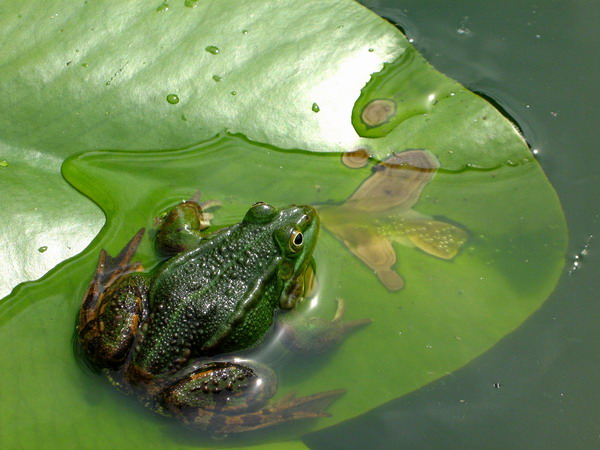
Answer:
[
  {"xmin": 319, "ymin": 149, "xmax": 468, "ymax": 291},
  {"xmin": 78, "ymin": 201, "xmax": 369, "ymax": 436}
]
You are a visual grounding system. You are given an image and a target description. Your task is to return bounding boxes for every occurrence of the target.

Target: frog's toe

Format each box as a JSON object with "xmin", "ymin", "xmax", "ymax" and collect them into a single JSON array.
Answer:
[
  {"xmin": 240, "ymin": 388, "xmax": 345, "ymax": 430},
  {"xmin": 97, "ymin": 228, "xmax": 145, "ymax": 286},
  {"xmin": 187, "ymin": 387, "xmax": 345, "ymax": 435},
  {"xmin": 278, "ymin": 298, "xmax": 372, "ymax": 354},
  {"xmin": 80, "ymin": 229, "xmax": 145, "ymax": 323},
  {"xmin": 193, "ymin": 196, "xmax": 222, "ymax": 229},
  {"xmin": 78, "ymin": 229, "xmax": 148, "ymax": 370}
]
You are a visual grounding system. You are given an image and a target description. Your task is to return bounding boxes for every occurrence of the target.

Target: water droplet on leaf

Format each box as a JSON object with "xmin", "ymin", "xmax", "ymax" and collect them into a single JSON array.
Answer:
[
  {"xmin": 311, "ymin": 103, "xmax": 320, "ymax": 113},
  {"xmin": 166, "ymin": 94, "xmax": 180, "ymax": 104},
  {"xmin": 205, "ymin": 46, "xmax": 220, "ymax": 55}
]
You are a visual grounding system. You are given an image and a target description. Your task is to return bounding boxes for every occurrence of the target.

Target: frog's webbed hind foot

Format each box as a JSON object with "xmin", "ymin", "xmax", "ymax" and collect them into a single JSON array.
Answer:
[
  {"xmin": 78, "ymin": 229, "xmax": 148, "ymax": 370},
  {"xmin": 202, "ymin": 388, "xmax": 345, "ymax": 436},
  {"xmin": 157, "ymin": 360, "xmax": 345, "ymax": 435},
  {"xmin": 279, "ymin": 298, "xmax": 372, "ymax": 354},
  {"xmin": 80, "ymin": 228, "xmax": 145, "ymax": 317},
  {"xmin": 246, "ymin": 388, "xmax": 346, "ymax": 430}
]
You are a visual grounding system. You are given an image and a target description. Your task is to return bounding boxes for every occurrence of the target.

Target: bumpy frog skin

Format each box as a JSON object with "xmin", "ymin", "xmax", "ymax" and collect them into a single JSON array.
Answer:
[{"xmin": 78, "ymin": 201, "xmax": 367, "ymax": 435}]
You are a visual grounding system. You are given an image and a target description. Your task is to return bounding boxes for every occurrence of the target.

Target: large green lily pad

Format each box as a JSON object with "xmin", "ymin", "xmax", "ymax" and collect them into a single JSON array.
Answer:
[
  {"xmin": 0, "ymin": 0, "xmax": 566, "ymax": 448},
  {"xmin": 0, "ymin": 0, "xmax": 407, "ymax": 296}
]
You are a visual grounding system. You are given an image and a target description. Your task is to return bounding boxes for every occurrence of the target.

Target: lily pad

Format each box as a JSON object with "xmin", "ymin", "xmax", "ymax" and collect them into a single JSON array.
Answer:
[
  {"xmin": 0, "ymin": 0, "xmax": 405, "ymax": 297},
  {"xmin": 351, "ymin": 45, "xmax": 460, "ymax": 138},
  {"xmin": 0, "ymin": 0, "xmax": 566, "ymax": 448}
]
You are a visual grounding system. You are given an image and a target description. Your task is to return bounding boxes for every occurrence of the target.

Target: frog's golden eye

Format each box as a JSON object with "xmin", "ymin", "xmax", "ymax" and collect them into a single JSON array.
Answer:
[{"xmin": 289, "ymin": 230, "xmax": 304, "ymax": 252}]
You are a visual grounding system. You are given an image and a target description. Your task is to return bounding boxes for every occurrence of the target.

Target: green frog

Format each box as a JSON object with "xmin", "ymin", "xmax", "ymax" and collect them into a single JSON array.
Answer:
[{"xmin": 78, "ymin": 200, "xmax": 368, "ymax": 435}]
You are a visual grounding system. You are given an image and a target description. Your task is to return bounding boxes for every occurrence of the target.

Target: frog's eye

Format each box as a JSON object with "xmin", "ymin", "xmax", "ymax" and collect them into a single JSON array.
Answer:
[
  {"xmin": 289, "ymin": 230, "xmax": 304, "ymax": 252},
  {"xmin": 245, "ymin": 202, "xmax": 277, "ymax": 223}
]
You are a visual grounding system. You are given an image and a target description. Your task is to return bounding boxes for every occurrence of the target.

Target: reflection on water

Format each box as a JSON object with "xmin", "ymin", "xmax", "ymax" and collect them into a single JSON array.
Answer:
[{"xmin": 568, "ymin": 234, "xmax": 593, "ymax": 275}]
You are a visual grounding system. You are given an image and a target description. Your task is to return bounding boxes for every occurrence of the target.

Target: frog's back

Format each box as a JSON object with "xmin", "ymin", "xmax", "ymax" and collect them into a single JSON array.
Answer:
[{"xmin": 134, "ymin": 223, "xmax": 282, "ymax": 375}]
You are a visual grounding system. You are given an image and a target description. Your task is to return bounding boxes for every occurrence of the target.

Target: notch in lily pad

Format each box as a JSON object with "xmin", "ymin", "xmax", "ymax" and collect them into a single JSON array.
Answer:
[{"xmin": 352, "ymin": 46, "xmax": 461, "ymax": 138}]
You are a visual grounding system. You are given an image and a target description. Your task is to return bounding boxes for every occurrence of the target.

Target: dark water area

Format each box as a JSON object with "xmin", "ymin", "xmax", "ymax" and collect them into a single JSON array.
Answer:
[{"xmin": 305, "ymin": 1, "xmax": 600, "ymax": 448}]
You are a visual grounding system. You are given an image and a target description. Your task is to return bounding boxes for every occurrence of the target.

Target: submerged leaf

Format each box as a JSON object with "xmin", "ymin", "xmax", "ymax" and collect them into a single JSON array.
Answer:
[
  {"xmin": 344, "ymin": 150, "xmax": 440, "ymax": 211},
  {"xmin": 320, "ymin": 150, "xmax": 468, "ymax": 290}
]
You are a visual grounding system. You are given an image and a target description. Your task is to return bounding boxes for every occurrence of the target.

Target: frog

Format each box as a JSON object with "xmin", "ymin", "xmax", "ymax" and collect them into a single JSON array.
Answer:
[{"xmin": 78, "ymin": 200, "xmax": 369, "ymax": 435}]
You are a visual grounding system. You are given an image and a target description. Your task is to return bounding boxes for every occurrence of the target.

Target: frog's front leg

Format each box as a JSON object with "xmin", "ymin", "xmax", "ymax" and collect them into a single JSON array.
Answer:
[
  {"xmin": 154, "ymin": 199, "xmax": 220, "ymax": 256},
  {"xmin": 156, "ymin": 360, "xmax": 344, "ymax": 435},
  {"xmin": 78, "ymin": 229, "xmax": 149, "ymax": 370},
  {"xmin": 279, "ymin": 298, "xmax": 372, "ymax": 354}
]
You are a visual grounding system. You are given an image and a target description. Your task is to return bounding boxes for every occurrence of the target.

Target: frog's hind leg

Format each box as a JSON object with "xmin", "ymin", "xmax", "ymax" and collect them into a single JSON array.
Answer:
[
  {"xmin": 78, "ymin": 229, "xmax": 149, "ymax": 370},
  {"xmin": 157, "ymin": 360, "xmax": 345, "ymax": 435},
  {"xmin": 80, "ymin": 229, "xmax": 145, "ymax": 316}
]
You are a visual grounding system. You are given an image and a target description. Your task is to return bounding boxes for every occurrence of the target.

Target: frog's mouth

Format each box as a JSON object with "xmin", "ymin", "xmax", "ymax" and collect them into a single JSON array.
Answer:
[{"xmin": 275, "ymin": 205, "xmax": 320, "ymax": 310}]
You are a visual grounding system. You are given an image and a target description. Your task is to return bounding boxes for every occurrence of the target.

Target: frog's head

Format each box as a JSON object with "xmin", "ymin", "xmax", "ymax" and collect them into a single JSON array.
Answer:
[{"xmin": 243, "ymin": 202, "xmax": 319, "ymax": 310}]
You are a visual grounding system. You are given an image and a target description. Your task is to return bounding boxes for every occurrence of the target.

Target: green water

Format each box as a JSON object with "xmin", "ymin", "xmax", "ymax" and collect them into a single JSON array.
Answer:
[
  {"xmin": 1, "ymin": 126, "xmax": 564, "ymax": 447},
  {"xmin": 304, "ymin": 1, "xmax": 600, "ymax": 448}
]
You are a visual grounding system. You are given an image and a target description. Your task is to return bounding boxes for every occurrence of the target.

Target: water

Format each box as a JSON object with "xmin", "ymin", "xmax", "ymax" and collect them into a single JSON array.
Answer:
[
  {"xmin": 205, "ymin": 45, "xmax": 220, "ymax": 55},
  {"xmin": 156, "ymin": 2, "xmax": 169, "ymax": 13},
  {"xmin": 63, "ymin": 122, "xmax": 564, "ymax": 444},
  {"xmin": 304, "ymin": 1, "xmax": 600, "ymax": 448},
  {"xmin": 166, "ymin": 94, "xmax": 180, "ymax": 104},
  {"xmin": 1, "ymin": 119, "xmax": 564, "ymax": 447}
]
